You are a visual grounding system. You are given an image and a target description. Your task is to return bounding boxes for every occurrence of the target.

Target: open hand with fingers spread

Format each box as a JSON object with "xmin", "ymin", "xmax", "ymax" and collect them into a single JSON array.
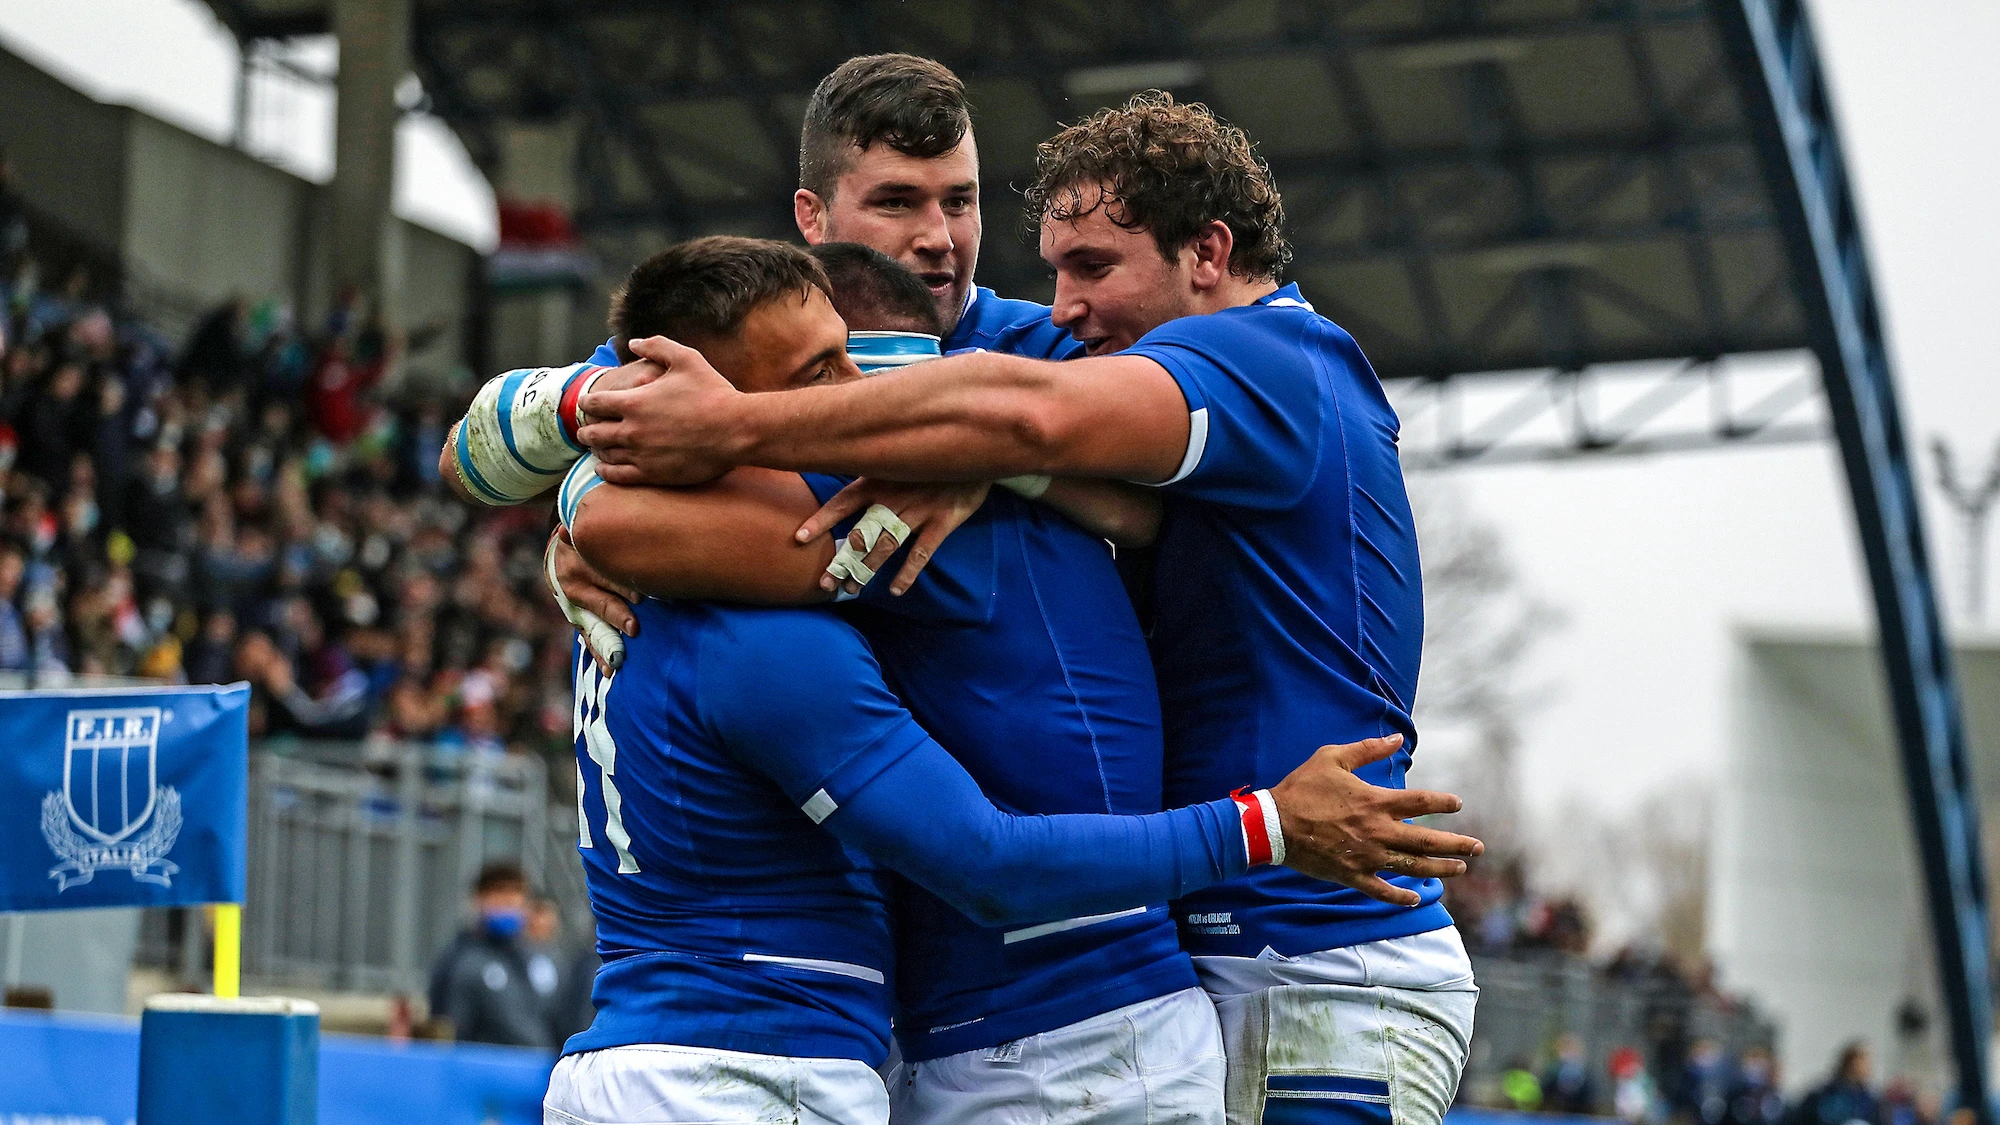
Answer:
[
  {"xmin": 577, "ymin": 336, "xmax": 744, "ymax": 487},
  {"xmin": 1267, "ymin": 734, "xmax": 1483, "ymax": 906},
  {"xmin": 799, "ymin": 477, "xmax": 992, "ymax": 597}
]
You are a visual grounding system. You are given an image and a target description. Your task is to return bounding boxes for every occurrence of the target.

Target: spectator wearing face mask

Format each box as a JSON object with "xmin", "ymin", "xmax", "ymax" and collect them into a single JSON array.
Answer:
[{"xmin": 427, "ymin": 861, "xmax": 555, "ymax": 1050}]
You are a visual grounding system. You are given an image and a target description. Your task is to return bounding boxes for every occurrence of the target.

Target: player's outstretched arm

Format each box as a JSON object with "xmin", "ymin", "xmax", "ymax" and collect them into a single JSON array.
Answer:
[
  {"xmin": 566, "ymin": 466, "xmax": 839, "ymax": 606},
  {"xmin": 706, "ymin": 610, "xmax": 1482, "ymax": 920},
  {"xmin": 579, "ymin": 337, "xmax": 1193, "ymax": 488},
  {"xmin": 827, "ymin": 730, "xmax": 1482, "ymax": 922},
  {"xmin": 826, "ymin": 734, "xmax": 1250, "ymax": 927},
  {"xmin": 441, "ymin": 361, "xmax": 613, "ymax": 505}
]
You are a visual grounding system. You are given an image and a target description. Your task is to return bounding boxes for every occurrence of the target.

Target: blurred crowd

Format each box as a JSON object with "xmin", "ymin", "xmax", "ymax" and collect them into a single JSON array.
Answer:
[
  {"xmin": 1446, "ymin": 858, "xmax": 1594, "ymax": 957},
  {"xmin": 1485, "ymin": 1038, "xmax": 1948, "ymax": 1125},
  {"xmin": 0, "ymin": 146, "xmax": 576, "ymax": 782}
]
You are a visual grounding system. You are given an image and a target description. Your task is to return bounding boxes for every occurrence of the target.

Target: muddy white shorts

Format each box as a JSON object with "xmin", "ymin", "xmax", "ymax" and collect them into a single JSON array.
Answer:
[
  {"xmin": 885, "ymin": 986, "xmax": 1226, "ymax": 1125},
  {"xmin": 546, "ymin": 1042, "xmax": 890, "ymax": 1125},
  {"xmin": 1195, "ymin": 928, "xmax": 1478, "ymax": 1125}
]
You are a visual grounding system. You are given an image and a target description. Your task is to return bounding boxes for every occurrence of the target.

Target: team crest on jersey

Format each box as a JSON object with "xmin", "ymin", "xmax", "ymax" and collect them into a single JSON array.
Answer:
[{"xmin": 40, "ymin": 707, "xmax": 182, "ymax": 891}]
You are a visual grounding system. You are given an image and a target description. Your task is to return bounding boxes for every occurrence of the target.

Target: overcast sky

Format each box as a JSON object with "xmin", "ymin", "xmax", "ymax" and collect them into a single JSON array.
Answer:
[{"xmin": 0, "ymin": 1, "xmax": 1994, "ymax": 821}]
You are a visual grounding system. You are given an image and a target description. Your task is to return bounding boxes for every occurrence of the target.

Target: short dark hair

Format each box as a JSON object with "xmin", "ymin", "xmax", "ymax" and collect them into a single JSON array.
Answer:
[
  {"xmin": 1026, "ymin": 91, "xmax": 1291, "ymax": 281},
  {"xmin": 473, "ymin": 860, "xmax": 527, "ymax": 895},
  {"xmin": 810, "ymin": 243, "xmax": 943, "ymax": 336},
  {"xmin": 610, "ymin": 236, "xmax": 832, "ymax": 362},
  {"xmin": 799, "ymin": 54, "xmax": 972, "ymax": 199}
]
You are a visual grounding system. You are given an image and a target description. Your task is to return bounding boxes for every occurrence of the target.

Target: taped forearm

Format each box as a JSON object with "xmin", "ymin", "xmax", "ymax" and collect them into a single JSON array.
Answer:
[
  {"xmin": 825, "ymin": 738, "xmax": 1251, "ymax": 927},
  {"xmin": 452, "ymin": 363, "xmax": 604, "ymax": 504}
]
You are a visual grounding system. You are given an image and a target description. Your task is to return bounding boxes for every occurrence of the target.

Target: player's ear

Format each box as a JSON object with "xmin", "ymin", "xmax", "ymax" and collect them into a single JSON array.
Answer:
[
  {"xmin": 1188, "ymin": 220, "xmax": 1234, "ymax": 291},
  {"xmin": 795, "ymin": 190, "xmax": 830, "ymax": 244}
]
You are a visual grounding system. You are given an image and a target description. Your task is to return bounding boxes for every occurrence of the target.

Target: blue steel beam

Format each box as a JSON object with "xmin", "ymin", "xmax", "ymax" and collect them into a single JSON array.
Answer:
[{"xmin": 1713, "ymin": 1, "xmax": 1992, "ymax": 1118}]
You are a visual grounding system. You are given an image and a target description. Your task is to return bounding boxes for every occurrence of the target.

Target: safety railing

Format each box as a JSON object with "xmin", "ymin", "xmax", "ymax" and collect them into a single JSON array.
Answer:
[
  {"xmin": 136, "ymin": 742, "xmax": 588, "ymax": 997},
  {"xmin": 1459, "ymin": 951, "xmax": 1775, "ymax": 1113}
]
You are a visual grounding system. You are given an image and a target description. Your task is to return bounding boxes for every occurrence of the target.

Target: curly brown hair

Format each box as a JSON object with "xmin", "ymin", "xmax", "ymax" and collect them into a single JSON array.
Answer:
[{"xmin": 1027, "ymin": 92, "xmax": 1290, "ymax": 281}]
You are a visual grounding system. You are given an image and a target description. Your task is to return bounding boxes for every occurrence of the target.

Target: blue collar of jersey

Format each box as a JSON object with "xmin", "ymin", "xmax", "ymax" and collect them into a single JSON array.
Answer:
[
  {"xmin": 1256, "ymin": 283, "xmax": 1314, "ymax": 311},
  {"xmin": 849, "ymin": 331, "xmax": 943, "ymax": 374}
]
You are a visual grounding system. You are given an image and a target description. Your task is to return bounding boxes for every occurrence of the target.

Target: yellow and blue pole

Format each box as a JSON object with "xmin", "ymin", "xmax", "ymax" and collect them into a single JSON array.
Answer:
[
  {"xmin": 136, "ymin": 904, "xmax": 317, "ymax": 1123},
  {"xmin": 211, "ymin": 902, "xmax": 240, "ymax": 999}
]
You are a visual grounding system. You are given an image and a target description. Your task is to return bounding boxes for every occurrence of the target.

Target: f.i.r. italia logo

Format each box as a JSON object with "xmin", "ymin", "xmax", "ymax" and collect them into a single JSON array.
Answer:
[{"xmin": 40, "ymin": 707, "xmax": 181, "ymax": 891}]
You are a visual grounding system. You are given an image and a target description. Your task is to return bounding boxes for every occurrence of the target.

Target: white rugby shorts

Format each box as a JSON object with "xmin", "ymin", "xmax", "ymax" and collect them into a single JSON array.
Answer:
[
  {"xmin": 884, "ymin": 986, "xmax": 1225, "ymax": 1125},
  {"xmin": 546, "ymin": 1042, "xmax": 889, "ymax": 1125},
  {"xmin": 1194, "ymin": 928, "xmax": 1478, "ymax": 1125}
]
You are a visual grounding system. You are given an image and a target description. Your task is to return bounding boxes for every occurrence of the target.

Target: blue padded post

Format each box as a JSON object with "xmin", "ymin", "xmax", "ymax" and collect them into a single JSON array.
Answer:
[{"xmin": 138, "ymin": 995, "xmax": 319, "ymax": 1125}]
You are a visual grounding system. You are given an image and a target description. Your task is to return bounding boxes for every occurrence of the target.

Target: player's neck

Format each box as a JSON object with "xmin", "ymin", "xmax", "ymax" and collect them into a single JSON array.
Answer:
[{"xmin": 1195, "ymin": 274, "xmax": 1280, "ymax": 317}]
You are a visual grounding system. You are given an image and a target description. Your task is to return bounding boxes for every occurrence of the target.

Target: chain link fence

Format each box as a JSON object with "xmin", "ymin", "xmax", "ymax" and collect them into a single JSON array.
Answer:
[{"xmin": 136, "ymin": 742, "xmax": 588, "ymax": 997}]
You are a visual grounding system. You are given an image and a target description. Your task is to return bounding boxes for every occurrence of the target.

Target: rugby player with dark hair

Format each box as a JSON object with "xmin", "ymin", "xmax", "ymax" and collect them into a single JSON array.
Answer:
[
  {"xmin": 442, "ymin": 55, "xmax": 1479, "ymax": 1125},
  {"xmin": 792, "ymin": 53, "xmax": 1065, "ymax": 355},
  {"xmin": 546, "ymin": 234, "xmax": 1229, "ymax": 1124},
  {"xmin": 531, "ymin": 233, "xmax": 1440, "ymax": 1124},
  {"xmin": 579, "ymin": 92, "xmax": 1482, "ymax": 1125},
  {"xmin": 810, "ymin": 241, "xmax": 942, "ymax": 336}
]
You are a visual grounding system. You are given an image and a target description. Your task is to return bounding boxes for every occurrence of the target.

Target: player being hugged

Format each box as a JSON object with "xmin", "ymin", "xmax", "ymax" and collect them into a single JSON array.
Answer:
[
  {"xmin": 579, "ymin": 94, "xmax": 1482, "ymax": 1125},
  {"xmin": 452, "ymin": 236, "xmax": 1474, "ymax": 1125}
]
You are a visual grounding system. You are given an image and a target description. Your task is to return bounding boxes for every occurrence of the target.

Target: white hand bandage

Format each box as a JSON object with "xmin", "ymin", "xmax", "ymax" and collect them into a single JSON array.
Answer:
[
  {"xmin": 995, "ymin": 474, "xmax": 1052, "ymax": 500},
  {"xmin": 546, "ymin": 532, "xmax": 625, "ymax": 672},
  {"xmin": 454, "ymin": 363, "xmax": 604, "ymax": 505},
  {"xmin": 824, "ymin": 504, "xmax": 911, "ymax": 591}
]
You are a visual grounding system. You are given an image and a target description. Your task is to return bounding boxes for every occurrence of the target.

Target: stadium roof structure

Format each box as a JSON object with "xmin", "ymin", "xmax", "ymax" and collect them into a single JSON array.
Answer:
[
  {"xmin": 200, "ymin": 0, "xmax": 1994, "ymax": 1115},
  {"xmin": 212, "ymin": 0, "xmax": 1834, "ymax": 466}
]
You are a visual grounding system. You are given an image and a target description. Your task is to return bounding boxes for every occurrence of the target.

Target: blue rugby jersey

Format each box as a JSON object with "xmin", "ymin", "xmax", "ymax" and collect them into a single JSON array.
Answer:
[
  {"xmin": 947, "ymin": 286, "xmax": 1085, "ymax": 359},
  {"xmin": 1122, "ymin": 284, "xmax": 1451, "ymax": 958},
  {"xmin": 804, "ymin": 473, "xmax": 1194, "ymax": 1061},
  {"xmin": 566, "ymin": 602, "xmax": 914, "ymax": 1064},
  {"xmin": 568, "ymin": 598, "xmax": 1249, "ymax": 1065}
]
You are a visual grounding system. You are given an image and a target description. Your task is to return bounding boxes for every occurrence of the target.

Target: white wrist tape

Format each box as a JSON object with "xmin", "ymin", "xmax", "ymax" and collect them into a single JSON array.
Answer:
[
  {"xmin": 557, "ymin": 454, "xmax": 604, "ymax": 530},
  {"xmin": 996, "ymin": 474, "xmax": 1052, "ymax": 500},
  {"xmin": 824, "ymin": 504, "xmax": 911, "ymax": 590},
  {"xmin": 456, "ymin": 363, "xmax": 602, "ymax": 505},
  {"xmin": 1231, "ymin": 788, "xmax": 1286, "ymax": 867},
  {"xmin": 546, "ymin": 532, "xmax": 625, "ymax": 671}
]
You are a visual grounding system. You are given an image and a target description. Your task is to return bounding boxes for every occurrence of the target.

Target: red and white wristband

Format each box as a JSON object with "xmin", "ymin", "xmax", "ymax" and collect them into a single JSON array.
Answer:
[
  {"xmin": 1231, "ymin": 787, "xmax": 1286, "ymax": 867},
  {"xmin": 558, "ymin": 364, "xmax": 612, "ymax": 446}
]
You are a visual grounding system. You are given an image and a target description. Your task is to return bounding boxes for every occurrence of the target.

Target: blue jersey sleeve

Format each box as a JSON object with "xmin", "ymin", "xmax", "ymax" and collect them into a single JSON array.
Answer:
[
  {"xmin": 801, "ymin": 472, "xmax": 996, "ymax": 626},
  {"xmin": 948, "ymin": 289, "xmax": 1086, "ymax": 362},
  {"xmin": 694, "ymin": 605, "xmax": 1249, "ymax": 927},
  {"xmin": 982, "ymin": 316, "xmax": 1084, "ymax": 362},
  {"xmin": 695, "ymin": 609, "xmax": 931, "ymax": 810},
  {"xmin": 588, "ymin": 338, "xmax": 620, "ymax": 367},
  {"xmin": 1123, "ymin": 311, "xmax": 1330, "ymax": 511},
  {"xmin": 824, "ymin": 719, "xmax": 1248, "ymax": 928}
]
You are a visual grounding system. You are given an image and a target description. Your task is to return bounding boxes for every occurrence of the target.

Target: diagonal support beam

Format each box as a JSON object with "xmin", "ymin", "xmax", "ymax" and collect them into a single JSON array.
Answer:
[{"xmin": 1717, "ymin": 4, "xmax": 1992, "ymax": 1122}]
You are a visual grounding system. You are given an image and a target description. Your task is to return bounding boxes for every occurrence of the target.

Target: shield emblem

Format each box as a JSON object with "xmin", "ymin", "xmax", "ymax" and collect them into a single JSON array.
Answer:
[{"xmin": 63, "ymin": 707, "xmax": 161, "ymax": 845}]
